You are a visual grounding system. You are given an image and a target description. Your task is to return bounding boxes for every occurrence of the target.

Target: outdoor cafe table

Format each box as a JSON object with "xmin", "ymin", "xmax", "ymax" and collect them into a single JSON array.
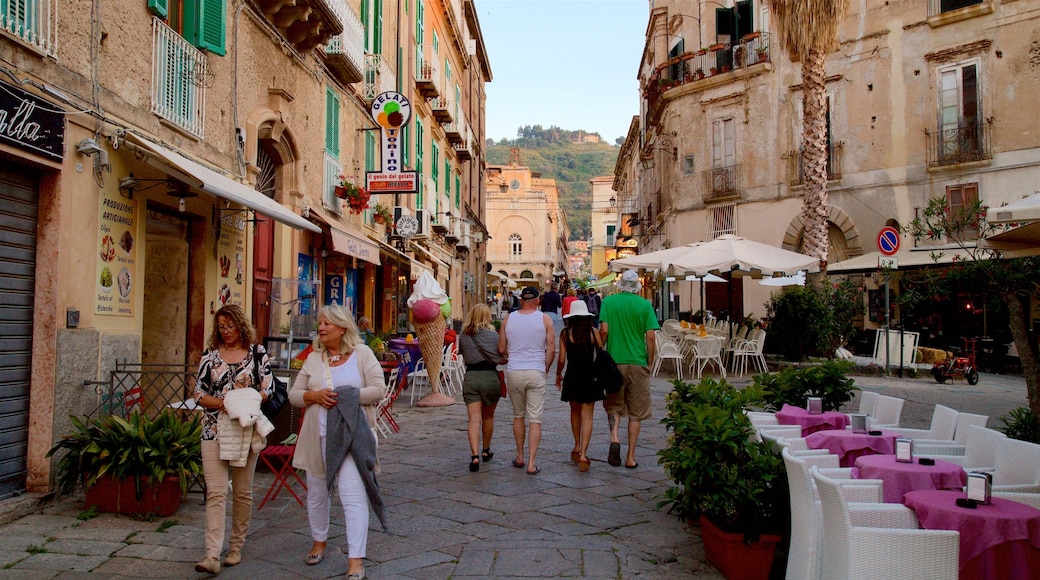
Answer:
[
  {"xmin": 804, "ymin": 429, "xmax": 899, "ymax": 467},
  {"xmin": 775, "ymin": 404, "xmax": 850, "ymax": 436},
  {"xmin": 903, "ymin": 490, "xmax": 1040, "ymax": 579},
  {"xmin": 388, "ymin": 338, "xmax": 422, "ymax": 373},
  {"xmin": 854, "ymin": 454, "xmax": 967, "ymax": 503}
]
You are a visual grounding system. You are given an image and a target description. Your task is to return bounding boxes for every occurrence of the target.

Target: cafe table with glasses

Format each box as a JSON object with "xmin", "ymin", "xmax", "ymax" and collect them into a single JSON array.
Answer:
[
  {"xmin": 853, "ymin": 454, "xmax": 967, "ymax": 503},
  {"xmin": 804, "ymin": 429, "xmax": 900, "ymax": 468},
  {"xmin": 775, "ymin": 403, "xmax": 851, "ymax": 436},
  {"xmin": 903, "ymin": 490, "xmax": 1040, "ymax": 579}
]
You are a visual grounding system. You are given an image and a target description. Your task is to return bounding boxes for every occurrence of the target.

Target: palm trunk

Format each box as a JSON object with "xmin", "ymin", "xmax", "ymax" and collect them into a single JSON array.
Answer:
[
  {"xmin": 1006, "ymin": 292, "xmax": 1040, "ymax": 415},
  {"xmin": 801, "ymin": 49, "xmax": 830, "ymax": 272}
]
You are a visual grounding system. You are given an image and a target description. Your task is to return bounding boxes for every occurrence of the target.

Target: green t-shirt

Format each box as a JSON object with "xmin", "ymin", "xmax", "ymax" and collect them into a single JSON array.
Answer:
[{"xmin": 599, "ymin": 292, "xmax": 660, "ymax": 366}]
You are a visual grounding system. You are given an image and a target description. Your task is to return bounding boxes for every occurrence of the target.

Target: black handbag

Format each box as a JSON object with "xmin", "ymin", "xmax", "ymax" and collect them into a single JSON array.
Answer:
[
  {"xmin": 591, "ymin": 347, "xmax": 623, "ymax": 395},
  {"xmin": 253, "ymin": 345, "xmax": 288, "ymax": 418}
]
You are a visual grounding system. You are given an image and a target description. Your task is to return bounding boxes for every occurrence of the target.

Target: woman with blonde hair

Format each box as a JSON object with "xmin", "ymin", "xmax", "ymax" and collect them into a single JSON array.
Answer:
[
  {"xmin": 193, "ymin": 305, "xmax": 273, "ymax": 573},
  {"xmin": 289, "ymin": 304, "xmax": 387, "ymax": 580},
  {"xmin": 458, "ymin": 303, "xmax": 508, "ymax": 472}
]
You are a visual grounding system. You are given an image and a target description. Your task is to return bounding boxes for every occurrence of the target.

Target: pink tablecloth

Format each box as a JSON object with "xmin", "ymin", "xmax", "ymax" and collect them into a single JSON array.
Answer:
[
  {"xmin": 775, "ymin": 404, "xmax": 850, "ymax": 436},
  {"xmin": 804, "ymin": 429, "xmax": 899, "ymax": 467},
  {"xmin": 903, "ymin": 490, "xmax": 1040, "ymax": 579},
  {"xmin": 854, "ymin": 455, "xmax": 967, "ymax": 503}
]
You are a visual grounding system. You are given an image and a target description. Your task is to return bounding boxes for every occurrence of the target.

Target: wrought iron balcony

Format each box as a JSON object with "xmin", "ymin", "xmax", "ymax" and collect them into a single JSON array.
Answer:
[
  {"xmin": 323, "ymin": 0, "xmax": 364, "ymax": 84},
  {"xmin": 925, "ymin": 122, "xmax": 991, "ymax": 168},
  {"xmin": 444, "ymin": 115, "xmax": 468, "ymax": 144},
  {"xmin": 787, "ymin": 142, "xmax": 844, "ymax": 185},
  {"xmin": 414, "ymin": 53, "xmax": 440, "ymax": 98},
  {"xmin": 429, "ymin": 96, "xmax": 453, "ymax": 124},
  {"xmin": 702, "ymin": 164, "xmax": 741, "ymax": 203},
  {"xmin": 1, "ymin": 0, "xmax": 57, "ymax": 56},
  {"xmin": 363, "ymin": 54, "xmax": 395, "ymax": 101},
  {"xmin": 151, "ymin": 18, "xmax": 206, "ymax": 138}
]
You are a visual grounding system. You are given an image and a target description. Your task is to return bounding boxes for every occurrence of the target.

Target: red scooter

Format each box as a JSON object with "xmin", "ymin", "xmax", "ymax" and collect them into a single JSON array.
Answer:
[{"xmin": 932, "ymin": 338, "xmax": 979, "ymax": 385}]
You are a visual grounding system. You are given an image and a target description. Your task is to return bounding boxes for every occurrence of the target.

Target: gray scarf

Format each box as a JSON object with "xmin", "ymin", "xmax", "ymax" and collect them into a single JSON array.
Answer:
[{"xmin": 325, "ymin": 386, "xmax": 388, "ymax": 533}]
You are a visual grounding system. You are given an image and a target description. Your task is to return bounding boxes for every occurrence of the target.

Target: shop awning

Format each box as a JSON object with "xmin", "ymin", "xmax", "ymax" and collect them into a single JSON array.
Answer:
[
  {"xmin": 827, "ymin": 247, "xmax": 974, "ymax": 273},
  {"xmin": 123, "ymin": 132, "xmax": 320, "ymax": 233},
  {"xmin": 979, "ymin": 222, "xmax": 1040, "ymax": 258},
  {"xmin": 410, "ymin": 241, "xmax": 452, "ymax": 270},
  {"xmin": 330, "ymin": 228, "xmax": 380, "ymax": 265}
]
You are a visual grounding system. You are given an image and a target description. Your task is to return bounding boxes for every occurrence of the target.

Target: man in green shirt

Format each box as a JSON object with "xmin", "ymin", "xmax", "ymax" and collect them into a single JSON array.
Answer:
[{"xmin": 597, "ymin": 270, "xmax": 658, "ymax": 468}]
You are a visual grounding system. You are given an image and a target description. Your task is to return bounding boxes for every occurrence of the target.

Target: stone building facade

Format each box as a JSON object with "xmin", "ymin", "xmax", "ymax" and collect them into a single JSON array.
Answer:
[
  {"xmin": 0, "ymin": 0, "xmax": 490, "ymax": 496},
  {"xmin": 618, "ymin": 0, "xmax": 1040, "ymax": 328}
]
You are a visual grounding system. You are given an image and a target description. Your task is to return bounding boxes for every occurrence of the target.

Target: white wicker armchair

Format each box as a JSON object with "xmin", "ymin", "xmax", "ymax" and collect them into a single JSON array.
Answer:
[
  {"xmin": 811, "ymin": 465, "xmax": 960, "ymax": 580},
  {"xmin": 870, "ymin": 394, "xmax": 905, "ymax": 429},
  {"xmin": 891, "ymin": 404, "xmax": 959, "ymax": 441},
  {"xmin": 912, "ymin": 425, "xmax": 1006, "ymax": 470}
]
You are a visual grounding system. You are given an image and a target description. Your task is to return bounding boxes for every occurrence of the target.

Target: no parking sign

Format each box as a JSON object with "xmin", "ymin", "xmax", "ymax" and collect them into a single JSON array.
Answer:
[{"xmin": 877, "ymin": 227, "xmax": 900, "ymax": 256}]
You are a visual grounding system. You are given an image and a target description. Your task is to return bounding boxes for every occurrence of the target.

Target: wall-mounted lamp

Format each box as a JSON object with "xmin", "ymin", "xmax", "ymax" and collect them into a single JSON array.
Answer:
[
  {"xmin": 167, "ymin": 180, "xmax": 198, "ymax": 212},
  {"xmin": 609, "ymin": 196, "xmax": 617, "ymax": 207},
  {"xmin": 117, "ymin": 173, "xmax": 173, "ymax": 200},
  {"xmin": 76, "ymin": 138, "xmax": 103, "ymax": 156}
]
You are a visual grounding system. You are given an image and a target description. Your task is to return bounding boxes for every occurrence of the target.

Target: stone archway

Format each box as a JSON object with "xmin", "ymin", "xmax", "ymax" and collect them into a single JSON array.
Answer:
[{"xmin": 781, "ymin": 205, "xmax": 864, "ymax": 264}]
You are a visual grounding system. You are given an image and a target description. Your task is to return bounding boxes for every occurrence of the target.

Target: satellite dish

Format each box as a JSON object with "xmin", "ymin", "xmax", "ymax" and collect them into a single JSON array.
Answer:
[{"xmin": 485, "ymin": 262, "xmax": 493, "ymax": 273}]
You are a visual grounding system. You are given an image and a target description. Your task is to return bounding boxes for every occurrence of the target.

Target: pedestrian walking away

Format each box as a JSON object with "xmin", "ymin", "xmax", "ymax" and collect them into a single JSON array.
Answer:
[
  {"xmin": 458, "ymin": 303, "xmax": 509, "ymax": 472},
  {"xmin": 499, "ymin": 286, "xmax": 556, "ymax": 475},
  {"xmin": 598, "ymin": 270, "xmax": 658, "ymax": 469},
  {"xmin": 556, "ymin": 300, "xmax": 604, "ymax": 473}
]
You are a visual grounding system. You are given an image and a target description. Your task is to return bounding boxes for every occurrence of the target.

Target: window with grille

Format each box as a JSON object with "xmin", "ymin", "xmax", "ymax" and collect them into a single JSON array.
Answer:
[
  {"xmin": 707, "ymin": 203, "xmax": 736, "ymax": 239},
  {"xmin": 508, "ymin": 233, "xmax": 522, "ymax": 261}
]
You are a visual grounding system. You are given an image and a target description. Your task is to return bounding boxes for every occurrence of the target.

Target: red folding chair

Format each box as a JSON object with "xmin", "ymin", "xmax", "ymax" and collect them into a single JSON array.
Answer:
[{"xmin": 258, "ymin": 409, "xmax": 306, "ymax": 509}]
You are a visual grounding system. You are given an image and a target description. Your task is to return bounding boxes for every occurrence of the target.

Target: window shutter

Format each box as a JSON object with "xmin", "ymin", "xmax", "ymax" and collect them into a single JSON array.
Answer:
[
  {"xmin": 325, "ymin": 88, "xmax": 340, "ymax": 155},
  {"xmin": 148, "ymin": 0, "xmax": 169, "ymax": 18},
  {"xmin": 187, "ymin": 0, "xmax": 226, "ymax": 55},
  {"xmin": 365, "ymin": 131, "xmax": 376, "ymax": 172}
]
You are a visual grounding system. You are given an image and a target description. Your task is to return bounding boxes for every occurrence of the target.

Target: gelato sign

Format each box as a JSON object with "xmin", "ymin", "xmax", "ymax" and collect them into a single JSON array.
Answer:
[{"xmin": 366, "ymin": 92, "xmax": 417, "ymax": 194}]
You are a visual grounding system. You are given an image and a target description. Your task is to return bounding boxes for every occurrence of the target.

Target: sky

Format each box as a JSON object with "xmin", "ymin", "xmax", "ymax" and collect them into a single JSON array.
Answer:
[{"xmin": 475, "ymin": 0, "xmax": 649, "ymax": 145}]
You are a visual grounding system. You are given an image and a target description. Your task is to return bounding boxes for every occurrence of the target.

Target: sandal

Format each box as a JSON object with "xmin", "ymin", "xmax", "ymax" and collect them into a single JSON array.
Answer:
[
  {"xmin": 469, "ymin": 455, "xmax": 480, "ymax": 472},
  {"xmin": 481, "ymin": 448, "xmax": 494, "ymax": 462},
  {"xmin": 579, "ymin": 457, "xmax": 591, "ymax": 472},
  {"xmin": 570, "ymin": 450, "xmax": 581, "ymax": 464}
]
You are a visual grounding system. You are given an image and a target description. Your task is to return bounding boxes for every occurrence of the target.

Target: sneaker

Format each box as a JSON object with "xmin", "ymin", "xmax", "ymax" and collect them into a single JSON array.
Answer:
[
  {"xmin": 194, "ymin": 556, "xmax": 220, "ymax": 574},
  {"xmin": 224, "ymin": 549, "xmax": 241, "ymax": 566}
]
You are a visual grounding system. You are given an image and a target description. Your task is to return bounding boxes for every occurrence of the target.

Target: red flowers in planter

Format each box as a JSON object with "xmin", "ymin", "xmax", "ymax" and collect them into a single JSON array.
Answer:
[{"xmin": 335, "ymin": 175, "xmax": 371, "ymax": 215}]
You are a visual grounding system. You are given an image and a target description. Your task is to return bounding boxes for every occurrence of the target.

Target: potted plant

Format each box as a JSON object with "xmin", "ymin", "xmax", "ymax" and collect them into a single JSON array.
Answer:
[
  {"xmin": 756, "ymin": 46, "xmax": 769, "ymax": 62},
  {"xmin": 754, "ymin": 359, "xmax": 858, "ymax": 413},
  {"xmin": 658, "ymin": 378, "xmax": 789, "ymax": 579},
  {"xmin": 695, "ymin": 67, "xmax": 705, "ymax": 80},
  {"xmin": 373, "ymin": 202, "xmax": 393, "ymax": 225},
  {"xmin": 47, "ymin": 410, "xmax": 202, "ymax": 516},
  {"xmin": 335, "ymin": 175, "xmax": 371, "ymax": 215}
]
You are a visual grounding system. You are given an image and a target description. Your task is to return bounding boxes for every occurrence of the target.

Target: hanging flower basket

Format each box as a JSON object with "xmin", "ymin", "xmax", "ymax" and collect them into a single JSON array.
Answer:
[{"xmin": 335, "ymin": 176, "xmax": 371, "ymax": 215}]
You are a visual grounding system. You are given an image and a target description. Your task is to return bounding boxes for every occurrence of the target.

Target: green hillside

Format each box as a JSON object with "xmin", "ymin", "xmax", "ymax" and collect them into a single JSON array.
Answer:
[{"xmin": 486, "ymin": 125, "xmax": 619, "ymax": 240}]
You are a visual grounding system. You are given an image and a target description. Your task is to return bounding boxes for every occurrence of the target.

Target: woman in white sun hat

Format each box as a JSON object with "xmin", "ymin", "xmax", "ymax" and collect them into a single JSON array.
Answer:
[{"xmin": 555, "ymin": 299, "xmax": 603, "ymax": 472}]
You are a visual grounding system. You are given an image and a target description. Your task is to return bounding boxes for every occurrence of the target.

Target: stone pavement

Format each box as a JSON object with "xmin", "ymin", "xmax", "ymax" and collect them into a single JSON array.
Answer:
[{"xmin": 0, "ymin": 366, "xmax": 1029, "ymax": 579}]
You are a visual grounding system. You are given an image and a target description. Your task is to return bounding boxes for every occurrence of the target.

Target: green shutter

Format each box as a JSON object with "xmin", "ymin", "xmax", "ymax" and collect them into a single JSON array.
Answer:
[
  {"xmin": 374, "ymin": 0, "xmax": 383, "ymax": 55},
  {"xmin": 147, "ymin": 0, "xmax": 168, "ymax": 18},
  {"xmin": 455, "ymin": 174, "xmax": 460, "ymax": 207},
  {"xmin": 189, "ymin": 0, "xmax": 226, "ymax": 56},
  {"xmin": 365, "ymin": 132, "xmax": 376, "ymax": 172},
  {"xmin": 325, "ymin": 88, "xmax": 340, "ymax": 155},
  {"xmin": 361, "ymin": 0, "xmax": 369, "ymax": 52},
  {"xmin": 444, "ymin": 157, "xmax": 450, "ymax": 198},
  {"xmin": 416, "ymin": 120, "xmax": 424, "ymax": 207},
  {"xmin": 431, "ymin": 143, "xmax": 439, "ymax": 193},
  {"xmin": 402, "ymin": 123, "xmax": 411, "ymax": 166}
]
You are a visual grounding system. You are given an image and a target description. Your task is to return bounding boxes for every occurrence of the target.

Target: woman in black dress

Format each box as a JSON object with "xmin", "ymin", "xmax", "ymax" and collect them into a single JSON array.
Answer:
[{"xmin": 554, "ymin": 299, "xmax": 603, "ymax": 472}]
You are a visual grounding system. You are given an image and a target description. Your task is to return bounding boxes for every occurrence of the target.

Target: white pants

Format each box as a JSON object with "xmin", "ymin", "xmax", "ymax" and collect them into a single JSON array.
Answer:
[{"xmin": 306, "ymin": 437, "xmax": 369, "ymax": 559}]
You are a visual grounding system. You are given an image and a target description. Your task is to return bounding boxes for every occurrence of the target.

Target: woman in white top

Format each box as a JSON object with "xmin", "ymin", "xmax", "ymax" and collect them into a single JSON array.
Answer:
[{"xmin": 289, "ymin": 305, "xmax": 384, "ymax": 580}]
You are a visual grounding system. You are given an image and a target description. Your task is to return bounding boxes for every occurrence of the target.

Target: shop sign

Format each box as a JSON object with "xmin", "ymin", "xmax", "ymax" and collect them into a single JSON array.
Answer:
[
  {"xmin": 325, "ymin": 274, "xmax": 344, "ymax": 306},
  {"xmin": 366, "ymin": 92, "xmax": 417, "ymax": 194},
  {"xmin": 215, "ymin": 208, "xmax": 247, "ymax": 307},
  {"xmin": 95, "ymin": 190, "xmax": 138, "ymax": 316},
  {"xmin": 0, "ymin": 79, "xmax": 65, "ymax": 160}
]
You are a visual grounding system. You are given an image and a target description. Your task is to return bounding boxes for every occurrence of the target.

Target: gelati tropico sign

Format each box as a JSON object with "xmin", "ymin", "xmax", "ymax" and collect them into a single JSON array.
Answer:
[{"xmin": 366, "ymin": 91, "xmax": 418, "ymax": 194}]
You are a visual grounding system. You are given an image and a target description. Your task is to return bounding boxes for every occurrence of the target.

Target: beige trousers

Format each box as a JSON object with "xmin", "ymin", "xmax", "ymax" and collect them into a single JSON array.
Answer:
[{"xmin": 200, "ymin": 439, "xmax": 259, "ymax": 558}]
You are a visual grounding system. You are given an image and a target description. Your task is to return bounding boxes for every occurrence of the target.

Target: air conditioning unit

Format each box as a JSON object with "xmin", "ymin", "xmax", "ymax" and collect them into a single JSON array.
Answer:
[
  {"xmin": 445, "ymin": 217, "xmax": 462, "ymax": 243},
  {"xmin": 456, "ymin": 222, "xmax": 472, "ymax": 249},
  {"xmin": 414, "ymin": 209, "xmax": 432, "ymax": 238}
]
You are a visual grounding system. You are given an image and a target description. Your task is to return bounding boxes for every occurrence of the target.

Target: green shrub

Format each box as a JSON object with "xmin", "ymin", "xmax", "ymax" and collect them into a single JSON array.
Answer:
[
  {"xmin": 765, "ymin": 278, "xmax": 864, "ymax": 361},
  {"xmin": 755, "ymin": 360, "xmax": 858, "ymax": 412},
  {"xmin": 1000, "ymin": 407, "xmax": 1040, "ymax": 443},
  {"xmin": 657, "ymin": 378, "xmax": 789, "ymax": 543}
]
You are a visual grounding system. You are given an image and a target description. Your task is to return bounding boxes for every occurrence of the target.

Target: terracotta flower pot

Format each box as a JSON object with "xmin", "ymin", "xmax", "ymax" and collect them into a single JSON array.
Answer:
[
  {"xmin": 86, "ymin": 475, "xmax": 183, "ymax": 516},
  {"xmin": 334, "ymin": 185, "xmax": 348, "ymax": 199},
  {"xmin": 374, "ymin": 214, "xmax": 386, "ymax": 224},
  {"xmin": 699, "ymin": 515, "xmax": 781, "ymax": 580}
]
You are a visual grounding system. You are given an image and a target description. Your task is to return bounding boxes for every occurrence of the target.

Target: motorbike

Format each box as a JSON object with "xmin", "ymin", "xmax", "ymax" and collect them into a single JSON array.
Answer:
[{"xmin": 932, "ymin": 337, "xmax": 979, "ymax": 385}]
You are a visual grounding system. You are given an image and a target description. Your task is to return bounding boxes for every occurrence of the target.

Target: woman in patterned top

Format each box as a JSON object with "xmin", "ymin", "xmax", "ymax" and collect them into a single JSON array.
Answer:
[{"xmin": 192, "ymin": 305, "xmax": 272, "ymax": 574}]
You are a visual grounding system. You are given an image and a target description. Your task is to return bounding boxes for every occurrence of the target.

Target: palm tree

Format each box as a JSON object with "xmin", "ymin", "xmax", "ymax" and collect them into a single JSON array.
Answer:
[{"xmin": 771, "ymin": 0, "xmax": 850, "ymax": 272}]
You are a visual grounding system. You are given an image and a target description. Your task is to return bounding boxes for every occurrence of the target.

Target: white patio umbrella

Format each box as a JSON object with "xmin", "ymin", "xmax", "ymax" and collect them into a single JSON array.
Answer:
[
  {"xmin": 759, "ymin": 270, "xmax": 807, "ymax": 287},
  {"xmin": 667, "ymin": 234, "xmax": 821, "ymax": 278},
  {"xmin": 608, "ymin": 243, "xmax": 704, "ymax": 274}
]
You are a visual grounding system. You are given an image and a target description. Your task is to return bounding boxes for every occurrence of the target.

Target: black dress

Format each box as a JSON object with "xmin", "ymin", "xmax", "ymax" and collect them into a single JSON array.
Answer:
[{"xmin": 560, "ymin": 328, "xmax": 605, "ymax": 403}]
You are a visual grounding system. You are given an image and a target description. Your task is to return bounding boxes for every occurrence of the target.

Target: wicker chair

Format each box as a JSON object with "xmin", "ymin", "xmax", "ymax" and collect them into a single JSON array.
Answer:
[
  {"xmin": 869, "ymin": 394, "xmax": 905, "ymax": 428},
  {"xmin": 891, "ymin": 404, "xmax": 959, "ymax": 441},
  {"xmin": 913, "ymin": 412, "xmax": 988, "ymax": 446},
  {"xmin": 988, "ymin": 438, "xmax": 1040, "ymax": 493},
  {"xmin": 912, "ymin": 425, "xmax": 1006, "ymax": 470},
  {"xmin": 811, "ymin": 465, "xmax": 960, "ymax": 580}
]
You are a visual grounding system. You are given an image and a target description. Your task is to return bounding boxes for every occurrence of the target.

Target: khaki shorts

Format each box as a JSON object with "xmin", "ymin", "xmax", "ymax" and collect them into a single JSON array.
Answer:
[
  {"xmin": 505, "ymin": 369, "xmax": 547, "ymax": 424},
  {"xmin": 603, "ymin": 364, "xmax": 651, "ymax": 421}
]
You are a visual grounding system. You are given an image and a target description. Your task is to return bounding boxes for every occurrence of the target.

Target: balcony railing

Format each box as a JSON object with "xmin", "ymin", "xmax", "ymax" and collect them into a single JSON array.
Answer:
[
  {"xmin": 151, "ymin": 17, "xmax": 206, "ymax": 138},
  {"xmin": 788, "ymin": 142, "xmax": 844, "ymax": 185},
  {"xmin": 429, "ymin": 96, "xmax": 453, "ymax": 124},
  {"xmin": 702, "ymin": 164, "xmax": 741, "ymax": 203},
  {"xmin": 1, "ymin": 0, "xmax": 57, "ymax": 56},
  {"xmin": 644, "ymin": 33, "xmax": 771, "ymax": 125},
  {"xmin": 324, "ymin": 0, "xmax": 364, "ymax": 84},
  {"xmin": 452, "ymin": 122, "xmax": 472, "ymax": 161},
  {"xmin": 925, "ymin": 122, "xmax": 991, "ymax": 168},
  {"xmin": 323, "ymin": 152, "xmax": 344, "ymax": 215},
  {"xmin": 414, "ymin": 52, "xmax": 440, "ymax": 98},
  {"xmin": 363, "ymin": 54, "xmax": 396, "ymax": 101}
]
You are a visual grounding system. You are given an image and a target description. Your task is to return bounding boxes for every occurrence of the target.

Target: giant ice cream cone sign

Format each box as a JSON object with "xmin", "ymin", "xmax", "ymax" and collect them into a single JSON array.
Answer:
[{"xmin": 408, "ymin": 272, "xmax": 454, "ymax": 407}]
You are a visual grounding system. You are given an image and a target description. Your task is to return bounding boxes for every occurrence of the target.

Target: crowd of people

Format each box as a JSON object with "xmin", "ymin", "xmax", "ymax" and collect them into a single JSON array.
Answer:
[{"xmin": 189, "ymin": 272, "xmax": 654, "ymax": 578}]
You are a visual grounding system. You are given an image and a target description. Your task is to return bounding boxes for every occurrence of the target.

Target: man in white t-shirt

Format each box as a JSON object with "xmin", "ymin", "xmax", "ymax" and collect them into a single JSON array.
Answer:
[{"xmin": 498, "ymin": 286, "xmax": 555, "ymax": 475}]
